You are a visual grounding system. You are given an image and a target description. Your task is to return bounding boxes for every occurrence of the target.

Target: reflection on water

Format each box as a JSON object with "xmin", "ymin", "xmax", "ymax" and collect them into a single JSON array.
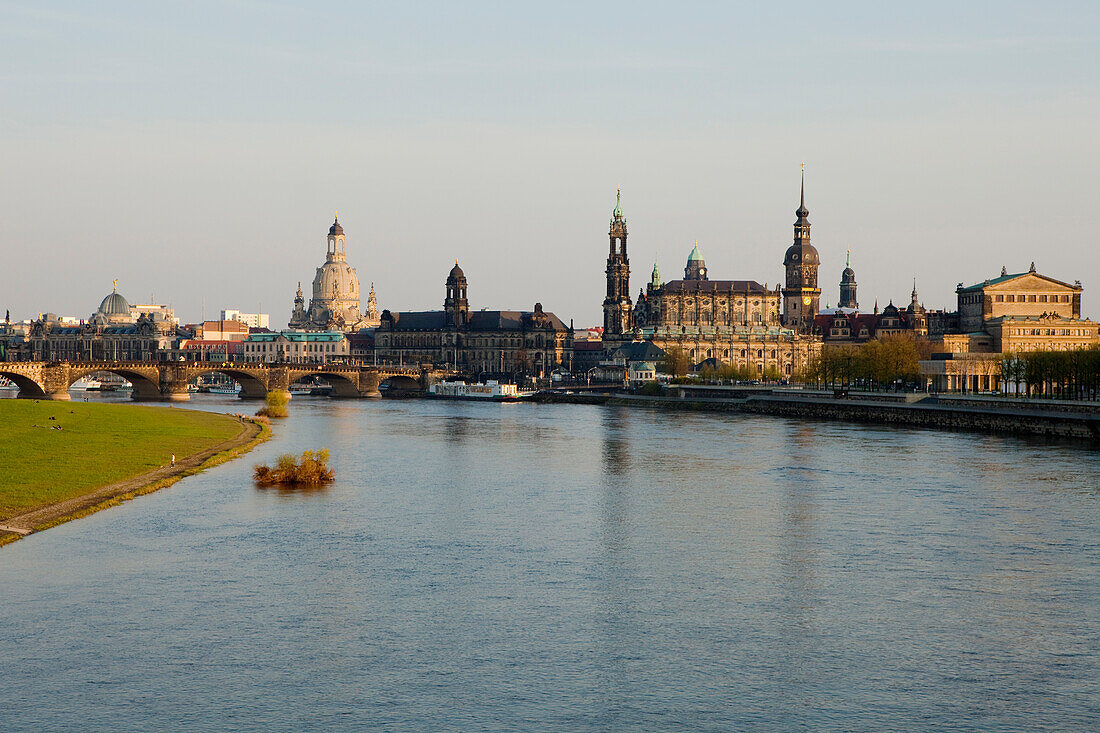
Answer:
[{"xmin": 1, "ymin": 393, "xmax": 1098, "ymax": 731}]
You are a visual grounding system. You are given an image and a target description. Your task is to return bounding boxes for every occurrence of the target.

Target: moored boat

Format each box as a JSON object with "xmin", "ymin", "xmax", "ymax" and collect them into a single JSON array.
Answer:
[{"xmin": 427, "ymin": 380, "xmax": 533, "ymax": 402}]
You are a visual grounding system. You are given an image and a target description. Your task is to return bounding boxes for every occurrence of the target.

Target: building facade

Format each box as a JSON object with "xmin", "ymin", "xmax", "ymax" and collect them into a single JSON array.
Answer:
[
  {"xmin": 241, "ymin": 331, "xmax": 349, "ymax": 364},
  {"xmin": 374, "ymin": 263, "xmax": 573, "ymax": 377},
  {"xmin": 17, "ymin": 284, "xmax": 185, "ymax": 362},
  {"xmin": 289, "ymin": 217, "xmax": 380, "ymax": 332},
  {"xmin": 920, "ymin": 264, "xmax": 1099, "ymax": 391}
]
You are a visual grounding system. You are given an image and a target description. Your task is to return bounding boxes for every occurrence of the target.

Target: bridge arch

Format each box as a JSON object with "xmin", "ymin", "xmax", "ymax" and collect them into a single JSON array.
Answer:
[
  {"xmin": 0, "ymin": 369, "xmax": 47, "ymax": 398},
  {"xmin": 379, "ymin": 374, "xmax": 423, "ymax": 394},
  {"xmin": 187, "ymin": 367, "xmax": 269, "ymax": 399},
  {"xmin": 298, "ymin": 370, "xmax": 362, "ymax": 398},
  {"xmin": 67, "ymin": 366, "xmax": 162, "ymax": 401}
]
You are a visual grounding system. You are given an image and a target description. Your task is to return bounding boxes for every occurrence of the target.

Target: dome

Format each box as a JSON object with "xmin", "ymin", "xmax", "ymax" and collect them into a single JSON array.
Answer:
[
  {"xmin": 448, "ymin": 262, "xmax": 465, "ymax": 281},
  {"xmin": 842, "ymin": 266, "xmax": 855, "ymax": 280},
  {"xmin": 784, "ymin": 242, "xmax": 820, "ymax": 266},
  {"xmin": 314, "ymin": 261, "xmax": 359, "ymax": 300},
  {"xmin": 98, "ymin": 290, "xmax": 131, "ymax": 317},
  {"xmin": 329, "ymin": 216, "xmax": 343, "ymax": 236},
  {"xmin": 687, "ymin": 242, "xmax": 704, "ymax": 262}
]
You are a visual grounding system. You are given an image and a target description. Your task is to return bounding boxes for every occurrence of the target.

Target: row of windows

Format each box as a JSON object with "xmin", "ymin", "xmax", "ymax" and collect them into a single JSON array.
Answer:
[
  {"xmin": 995, "ymin": 294, "xmax": 1071, "ymax": 303},
  {"xmin": 1008, "ymin": 328, "xmax": 1095, "ymax": 336},
  {"xmin": 245, "ymin": 342, "xmax": 340, "ymax": 352},
  {"xmin": 686, "ymin": 348, "xmax": 788, "ymax": 360}
]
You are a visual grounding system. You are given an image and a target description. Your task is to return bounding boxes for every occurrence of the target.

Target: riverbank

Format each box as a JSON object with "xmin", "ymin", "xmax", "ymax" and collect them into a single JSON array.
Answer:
[
  {"xmin": 0, "ymin": 401, "xmax": 269, "ymax": 546},
  {"xmin": 533, "ymin": 387, "xmax": 1100, "ymax": 443}
]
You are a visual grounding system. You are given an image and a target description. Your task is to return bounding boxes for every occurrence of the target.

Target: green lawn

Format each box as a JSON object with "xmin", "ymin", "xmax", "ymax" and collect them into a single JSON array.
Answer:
[{"xmin": 0, "ymin": 400, "xmax": 241, "ymax": 520}]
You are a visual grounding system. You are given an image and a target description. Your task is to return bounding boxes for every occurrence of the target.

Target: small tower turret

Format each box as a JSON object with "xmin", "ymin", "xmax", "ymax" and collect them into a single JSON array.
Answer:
[
  {"xmin": 839, "ymin": 249, "xmax": 858, "ymax": 309},
  {"xmin": 684, "ymin": 241, "xmax": 707, "ymax": 281}
]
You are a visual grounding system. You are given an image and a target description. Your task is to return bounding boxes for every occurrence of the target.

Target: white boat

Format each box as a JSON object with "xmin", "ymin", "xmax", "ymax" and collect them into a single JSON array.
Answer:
[
  {"xmin": 70, "ymin": 377, "xmax": 103, "ymax": 390},
  {"xmin": 0, "ymin": 377, "xmax": 19, "ymax": 391},
  {"xmin": 428, "ymin": 380, "xmax": 533, "ymax": 402},
  {"xmin": 209, "ymin": 385, "xmax": 240, "ymax": 395}
]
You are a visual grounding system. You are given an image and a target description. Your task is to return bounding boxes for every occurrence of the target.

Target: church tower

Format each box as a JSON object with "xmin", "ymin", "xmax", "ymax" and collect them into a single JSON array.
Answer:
[
  {"xmin": 444, "ymin": 262, "xmax": 469, "ymax": 328},
  {"xmin": 602, "ymin": 189, "xmax": 633, "ymax": 340},
  {"xmin": 839, "ymin": 250, "xmax": 858, "ymax": 309},
  {"xmin": 782, "ymin": 169, "xmax": 821, "ymax": 331}
]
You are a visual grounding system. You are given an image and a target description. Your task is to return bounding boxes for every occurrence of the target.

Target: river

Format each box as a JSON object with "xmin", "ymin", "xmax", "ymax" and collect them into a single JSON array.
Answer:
[{"xmin": 1, "ymin": 394, "xmax": 1098, "ymax": 731}]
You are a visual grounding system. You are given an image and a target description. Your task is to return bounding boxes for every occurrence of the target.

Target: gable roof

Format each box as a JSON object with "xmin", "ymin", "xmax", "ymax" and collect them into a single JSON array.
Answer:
[{"xmin": 959, "ymin": 271, "xmax": 1081, "ymax": 292}]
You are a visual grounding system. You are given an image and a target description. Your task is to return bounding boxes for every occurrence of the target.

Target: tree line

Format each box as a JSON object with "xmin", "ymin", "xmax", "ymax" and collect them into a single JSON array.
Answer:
[
  {"xmin": 802, "ymin": 334, "xmax": 934, "ymax": 390},
  {"xmin": 1001, "ymin": 346, "xmax": 1100, "ymax": 400}
]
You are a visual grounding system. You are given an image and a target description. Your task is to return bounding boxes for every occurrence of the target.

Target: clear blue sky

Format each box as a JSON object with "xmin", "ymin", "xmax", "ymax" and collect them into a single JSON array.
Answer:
[{"xmin": 2, "ymin": 1, "xmax": 1097, "ymax": 326}]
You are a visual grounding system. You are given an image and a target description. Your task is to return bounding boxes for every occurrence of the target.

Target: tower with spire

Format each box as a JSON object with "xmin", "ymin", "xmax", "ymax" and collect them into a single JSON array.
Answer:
[
  {"xmin": 839, "ymin": 250, "xmax": 858, "ymax": 309},
  {"xmin": 782, "ymin": 167, "xmax": 822, "ymax": 331},
  {"xmin": 602, "ymin": 189, "xmax": 633, "ymax": 342}
]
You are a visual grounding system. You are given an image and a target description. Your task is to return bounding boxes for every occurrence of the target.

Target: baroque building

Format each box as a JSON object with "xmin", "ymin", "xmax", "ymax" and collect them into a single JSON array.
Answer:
[
  {"xmin": 289, "ymin": 216, "xmax": 379, "ymax": 332},
  {"xmin": 374, "ymin": 263, "xmax": 573, "ymax": 377},
  {"xmin": 614, "ymin": 180, "xmax": 821, "ymax": 378}
]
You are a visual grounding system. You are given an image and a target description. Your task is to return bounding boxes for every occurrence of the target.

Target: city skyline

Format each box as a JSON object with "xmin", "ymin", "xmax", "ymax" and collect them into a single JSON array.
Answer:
[{"xmin": 2, "ymin": 2, "xmax": 1097, "ymax": 325}]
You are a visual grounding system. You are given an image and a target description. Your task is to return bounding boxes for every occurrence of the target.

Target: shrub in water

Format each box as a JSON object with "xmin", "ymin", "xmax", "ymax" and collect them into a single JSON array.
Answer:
[
  {"xmin": 254, "ymin": 448, "xmax": 334, "ymax": 486},
  {"xmin": 255, "ymin": 390, "xmax": 290, "ymax": 419}
]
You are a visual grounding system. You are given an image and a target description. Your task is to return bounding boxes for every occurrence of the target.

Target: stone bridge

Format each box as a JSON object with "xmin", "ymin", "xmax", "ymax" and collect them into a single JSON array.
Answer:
[{"xmin": 0, "ymin": 361, "xmax": 451, "ymax": 401}]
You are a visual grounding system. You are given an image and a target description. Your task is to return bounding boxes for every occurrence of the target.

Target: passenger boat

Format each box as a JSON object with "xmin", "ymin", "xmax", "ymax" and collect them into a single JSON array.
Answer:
[
  {"xmin": 427, "ymin": 380, "xmax": 533, "ymax": 402},
  {"xmin": 209, "ymin": 385, "xmax": 240, "ymax": 395}
]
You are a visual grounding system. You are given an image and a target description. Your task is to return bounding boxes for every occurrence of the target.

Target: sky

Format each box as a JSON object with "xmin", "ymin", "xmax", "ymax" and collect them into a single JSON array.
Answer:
[{"xmin": 2, "ymin": 1, "xmax": 1098, "ymax": 327}]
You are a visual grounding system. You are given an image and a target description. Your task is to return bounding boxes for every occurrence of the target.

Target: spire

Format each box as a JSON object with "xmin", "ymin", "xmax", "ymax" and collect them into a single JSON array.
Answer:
[
  {"xmin": 796, "ymin": 165, "xmax": 809, "ymax": 220},
  {"xmin": 612, "ymin": 188, "xmax": 623, "ymax": 220},
  {"xmin": 650, "ymin": 261, "xmax": 661, "ymax": 288},
  {"xmin": 846, "ymin": 249, "xmax": 851, "ymax": 268}
]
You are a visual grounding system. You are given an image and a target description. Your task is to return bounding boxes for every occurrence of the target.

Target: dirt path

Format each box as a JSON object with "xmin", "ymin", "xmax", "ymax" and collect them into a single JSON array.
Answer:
[{"xmin": 0, "ymin": 416, "xmax": 263, "ymax": 542}]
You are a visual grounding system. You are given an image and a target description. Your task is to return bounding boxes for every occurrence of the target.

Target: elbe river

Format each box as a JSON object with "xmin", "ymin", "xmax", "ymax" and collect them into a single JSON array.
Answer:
[{"xmin": 1, "ymin": 394, "xmax": 1098, "ymax": 731}]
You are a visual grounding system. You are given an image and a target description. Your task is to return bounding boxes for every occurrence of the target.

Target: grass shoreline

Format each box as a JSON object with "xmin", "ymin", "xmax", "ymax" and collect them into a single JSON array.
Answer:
[{"xmin": 0, "ymin": 404, "xmax": 270, "ymax": 548}]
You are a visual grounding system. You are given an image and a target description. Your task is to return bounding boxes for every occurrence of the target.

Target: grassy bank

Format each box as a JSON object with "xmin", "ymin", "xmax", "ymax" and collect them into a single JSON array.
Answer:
[{"xmin": 0, "ymin": 400, "xmax": 246, "ymax": 522}]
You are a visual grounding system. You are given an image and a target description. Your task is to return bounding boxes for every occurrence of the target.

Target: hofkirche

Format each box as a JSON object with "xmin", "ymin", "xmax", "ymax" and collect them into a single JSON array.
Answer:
[{"xmin": 604, "ymin": 173, "xmax": 823, "ymax": 378}]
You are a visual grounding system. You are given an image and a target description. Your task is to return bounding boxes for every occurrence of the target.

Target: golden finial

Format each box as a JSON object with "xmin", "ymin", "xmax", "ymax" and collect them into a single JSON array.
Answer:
[
  {"xmin": 801, "ymin": 162, "xmax": 805, "ymax": 171},
  {"xmin": 113, "ymin": 278, "xmax": 117, "ymax": 292}
]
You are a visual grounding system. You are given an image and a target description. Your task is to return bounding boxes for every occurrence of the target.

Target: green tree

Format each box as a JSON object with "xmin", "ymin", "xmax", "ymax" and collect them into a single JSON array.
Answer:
[{"xmin": 659, "ymin": 346, "xmax": 691, "ymax": 377}]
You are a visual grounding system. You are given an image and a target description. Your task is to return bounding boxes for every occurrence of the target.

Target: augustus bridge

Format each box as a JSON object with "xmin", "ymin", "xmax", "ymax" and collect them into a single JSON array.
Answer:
[{"xmin": 0, "ymin": 361, "xmax": 455, "ymax": 401}]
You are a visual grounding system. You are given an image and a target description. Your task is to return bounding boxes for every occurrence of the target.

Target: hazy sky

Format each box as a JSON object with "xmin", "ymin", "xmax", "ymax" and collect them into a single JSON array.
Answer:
[{"xmin": 2, "ymin": 1, "xmax": 1098, "ymax": 327}]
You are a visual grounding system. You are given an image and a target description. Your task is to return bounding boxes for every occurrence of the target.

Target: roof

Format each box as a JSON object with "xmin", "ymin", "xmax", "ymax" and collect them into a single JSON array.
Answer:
[
  {"xmin": 384, "ymin": 309, "xmax": 569, "ymax": 332},
  {"xmin": 959, "ymin": 271, "xmax": 1081, "ymax": 292},
  {"xmin": 245, "ymin": 330, "xmax": 346, "ymax": 343},
  {"xmin": 661, "ymin": 279, "xmax": 769, "ymax": 294},
  {"xmin": 687, "ymin": 242, "xmax": 703, "ymax": 262},
  {"xmin": 631, "ymin": 362, "xmax": 657, "ymax": 371},
  {"xmin": 609, "ymin": 341, "xmax": 667, "ymax": 362}
]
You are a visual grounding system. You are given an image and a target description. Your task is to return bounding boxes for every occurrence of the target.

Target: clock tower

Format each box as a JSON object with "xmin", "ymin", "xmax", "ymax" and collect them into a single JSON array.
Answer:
[{"xmin": 782, "ymin": 169, "xmax": 821, "ymax": 332}]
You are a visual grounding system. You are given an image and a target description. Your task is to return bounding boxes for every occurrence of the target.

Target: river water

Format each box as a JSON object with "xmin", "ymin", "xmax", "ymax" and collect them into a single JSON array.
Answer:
[{"xmin": 1, "ymin": 395, "xmax": 1098, "ymax": 731}]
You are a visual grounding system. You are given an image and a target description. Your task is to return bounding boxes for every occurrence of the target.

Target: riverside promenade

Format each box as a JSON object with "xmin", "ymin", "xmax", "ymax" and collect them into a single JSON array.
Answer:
[{"xmin": 538, "ymin": 386, "xmax": 1100, "ymax": 443}]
